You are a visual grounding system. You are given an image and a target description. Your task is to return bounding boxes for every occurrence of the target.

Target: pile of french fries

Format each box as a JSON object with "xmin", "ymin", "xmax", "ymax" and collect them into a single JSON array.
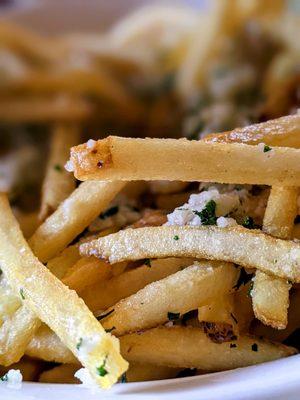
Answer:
[{"xmin": 0, "ymin": 0, "xmax": 299, "ymax": 390}]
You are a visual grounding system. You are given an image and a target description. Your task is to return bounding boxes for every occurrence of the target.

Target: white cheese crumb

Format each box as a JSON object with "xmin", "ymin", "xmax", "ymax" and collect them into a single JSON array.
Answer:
[
  {"xmin": 77, "ymin": 335, "xmax": 101, "ymax": 361},
  {"xmin": 0, "ymin": 369, "xmax": 23, "ymax": 389},
  {"xmin": 64, "ymin": 160, "xmax": 74, "ymax": 172},
  {"xmin": 86, "ymin": 139, "xmax": 97, "ymax": 149},
  {"xmin": 216, "ymin": 216, "xmax": 238, "ymax": 228},
  {"xmin": 74, "ymin": 368, "xmax": 99, "ymax": 392}
]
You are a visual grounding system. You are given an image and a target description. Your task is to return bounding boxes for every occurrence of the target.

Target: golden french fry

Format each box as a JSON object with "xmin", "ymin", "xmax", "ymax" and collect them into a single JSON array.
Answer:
[
  {"xmin": 29, "ymin": 180, "xmax": 125, "ymax": 263},
  {"xmin": 69, "ymin": 136, "xmax": 300, "ymax": 185},
  {"xmin": 120, "ymin": 326, "xmax": 296, "ymax": 370},
  {"xmin": 39, "ymin": 364, "xmax": 80, "ymax": 384},
  {"xmin": 234, "ymin": 285, "xmax": 254, "ymax": 333},
  {"xmin": 80, "ymin": 226, "xmax": 300, "ymax": 282},
  {"xmin": 155, "ymin": 191, "xmax": 194, "ymax": 212},
  {"xmin": 46, "ymin": 245, "xmax": 80, "ymax": 280},
  {"xmin": 0, "ymin": 194, "xmax": 127, "ymax": 388},
  {"xmin": 252, "ymin": 186, "xmax": 298, "ymax": 329},
  {"xmin": 0, "ymin": 356, "xmax": 43, "ymax": 382},
  {"xmin": 125, "ymin": 362, "xmax": 179, "ymax": 382},
  {"xmin": 199, "ymin": 294, "xmax": 236, "ymax": 327},
  {"xmin": 81, "ymin": 258, "xmax": 192, "ymax": 313},
  {"xmin": 40, "ymin": 123, "xmax": 80, "ymax": 221},
  {"xmin": 14, "ymin": 211, "xmax": 39, "ymax": 239},
  {"xmin": 0, "ymin": 96, "xmax": 92, "ymax": 124},
  {"xmin": 99, "ymin": 261, "xmax": 238, "ymax": 336},
  {"xmin": 204, "ymin": 114, "xmax": 300, "ymax": 147},
  {"xmin": 26, "ymin": 324, "xmax": 77, "ymax": 364}
]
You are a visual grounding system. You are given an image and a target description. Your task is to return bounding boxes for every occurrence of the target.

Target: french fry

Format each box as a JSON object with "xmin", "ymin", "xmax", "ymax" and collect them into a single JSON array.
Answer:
[
  {"xmin": 125, "ymin": 362, "xmax": 179, "ymax": 382},
  {"xmin": 234, "ymin": 285, "xmax": 254, "ymax": 333},
  {"xmin": 26, "ymin": 324, "xmax": 77, "ymax": 364},
  {"xmin": 198, "ymin": 294, "xmax": 236, "ymax": 327},
  {"xmin": 80, "ymin": 226, "xmax": 300, "ymax": 282},
  {"xmin": 204, "ymin": 114, "xmax": 300, "ymax": 148},
  {"xmin": 69, "ymin": 136, "xmax": 300, "ymax": 185},
  {"xmin": 14, "ymin": 211, "xmax": 39, "ymax": 239},
  {"xmin": 0, "ymin": 306, "xmax": 40, "ymax": 366},
  {"xmin": 120, "ymin": 326, "xmax": 296, "ymax": 370},
  {"xmin": 155, "ymin": 191, "xmax": 194, "ymax": 212},
  {"xmin": 252, "ymin": 186, "xmax": 298, "ymax": 329},
  {"xmin": 0, "ymin": 357, "xmax": 43, "ymax": 382},
  {"xmin": 46, "ymin": 245, "xmax": 80, "ymax": 280},
  {"xmin": 0, "ymin": 96, "xmax": 92, "ymax": 124},
  {"xmin": 39, "ymin": 364, "xmax": 80, "ymax": 384},
  {"xmin": 99, "ymin": 261, "xmax": 238, "ymax": 336},
  {"xmin": 252, "ymin": 289, "xmax": 300, "ymax": 342},
  {"xmin": 40, "ymin": 123, "xmax": 80, "ymax": 221},
  {"xmin": 0, "ymin": 194, "xmax": 127, "ymax": 388},
  {"xmin": 81, "ymin": 258, "xmax": 192, "ymax": 313},
  {"xmin": 29, "ymin": 180, "xmax": 125, "ymax": 263}
]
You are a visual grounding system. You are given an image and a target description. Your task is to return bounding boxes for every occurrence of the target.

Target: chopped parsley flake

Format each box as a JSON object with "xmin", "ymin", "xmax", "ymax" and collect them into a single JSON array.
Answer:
[
  {"xmin": 193, "ymin": 200, "xmax": 217, "ymax": 226},
  {"xmin": 242, "ymin": 216, "xmax": 255, "ymax": 229},
  {"xmin": 144, "ymin": 259, "xmax": 152, "ymax": 268},
  {"xmin": 167, "ymin": 312, "xmax": 180, "ymax": 321},
  {"xmin": 54, "ymin": 164, "xmax": 63, "ymax": 172},
  {"xmin": 252, "ymin": 343, "xmax": 258, "ymax": 352},
  {"xmin": 100, "ymin": 206, "xmax": 119, "ymax": 220},
  {"xmin": 0, "ymin": 374, "xmax": 8, "ymax": 382},
  {"xmin": 230, "ymin": 343, "xmax": 237, "ymax": 348},
  {"xmin": 105, "ymin": 327, "xmax": 116, "ymax": 333},
  {"xmin": 247, "ymin": 281, "xmax": 254, "ymax": 297},
  {"xmin": 121, "ymin": 373, "xmax": 127, "ymax": 383},
  {"xmin": 263, "ymin": 145, "xmax": 272, "ymax": 153},
  {"xmin": 76, "ymin": 338, "xmax": 83, "ymax": 350},
  {"xmin": 0, "ymin": 268, "xmax": 2, "ymax": 276},
  {"xmin": 19, "ymin": 288, "xmax": 25, "ymax": 300},
  {"xmin": 173, "ymin": 235, "xmax": 179, "ymax": 241},
  {"xmin": 233, "ymin": 268, "xmax": 254, "ymax": 290},
  {"xmin": 97, "ymin": 309, "xmax": 114, "ymax": 321},
  {"xmin": 97, "ymin": 356, "xmax": 108, "ymax": 377}
]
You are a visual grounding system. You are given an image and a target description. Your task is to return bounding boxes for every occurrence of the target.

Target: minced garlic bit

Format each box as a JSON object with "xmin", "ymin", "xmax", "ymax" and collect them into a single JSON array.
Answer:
[{"xmin": 0, "ymin": 369, "xmax": 23, "ymax": 389}]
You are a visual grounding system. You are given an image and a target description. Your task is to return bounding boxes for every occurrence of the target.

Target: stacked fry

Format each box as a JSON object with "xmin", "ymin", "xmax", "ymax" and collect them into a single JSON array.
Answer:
[{"xmin": 0, "ymin": 0, "xmax": 299, "ymax": 390}]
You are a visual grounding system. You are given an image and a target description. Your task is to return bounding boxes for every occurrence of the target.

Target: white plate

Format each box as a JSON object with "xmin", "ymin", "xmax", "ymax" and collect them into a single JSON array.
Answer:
[{"xmin": 0, "ymin": 1, "xmax": 299, "ymax": 399}]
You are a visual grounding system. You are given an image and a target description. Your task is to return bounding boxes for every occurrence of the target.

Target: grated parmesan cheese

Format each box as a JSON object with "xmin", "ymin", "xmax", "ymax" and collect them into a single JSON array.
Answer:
[{"xmin": 0, "ymin": 369, "xmax": 23, "ymax": 389}]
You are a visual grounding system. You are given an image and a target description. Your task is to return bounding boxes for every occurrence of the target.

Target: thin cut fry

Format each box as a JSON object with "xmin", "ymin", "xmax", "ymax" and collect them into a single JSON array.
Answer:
[
  {"xmin": 99, "ymin": 261, "xmax": 238, "ymax": 336},
  {"xmin": 125, "ymin": 362, "xmax": 179, "ymax": 382},
  {"xmin": 252, "ymin": 186, "xmax": 298, "ymax": 329},
  {"xmin": 198, "ymin": 294, "xmax": 236, "ymax": 327},
  {"xmin": 204, "ymin": 114, "xmax": 300, "ymax": 148},
  {"xmin": 69, "ymin": 136, "xmax": 300, "ymax": 185},
  {"xmin": 46, "ymin": 245, "xmax": 80, "ymax": 280},
  {"xmin": 40, "ymin": 123, "xmax": 80, "ymax": 221},
  {"xmin": 80, "ymin": 226, "xmax": 300, "ymax": 282},
  {"xmin": 120, "ymin": 326, "xmax": 296, "ymax": 370},
  {"xmin": 29, "ymin": 180, "xmax": 125, "ymax": 263},
  {"xmin": 81, "ymin": 258, "xmax": 192, "ymax": 313},
  {"xmin": 0, "ymin": 96, "xmax": 92, "ymax": 124},
  {"xmin": 0, "ymin": 194, "xmax": 127, "ymax": 388},
  {"xmin": 39, "ymin": 364, "xmax": 80, "ymax": 384}
]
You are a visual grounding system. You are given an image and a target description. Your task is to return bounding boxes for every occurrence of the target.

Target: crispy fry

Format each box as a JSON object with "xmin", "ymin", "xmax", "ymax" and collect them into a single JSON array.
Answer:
[
  {"xmin": 252, "ymin": 186, "xmax": 298, "ymax": 329},
  {"xmin": 46, "ymin": 245, "xmax": 80, "ymax": 280},
  {"xmin": 81, "ymin": 258, "xmax": 192, "ymax": 313},
  {"xmin": 69, "ymin": 136, "xmax": 300, "ymax": 185},
  {"xmin": 125, "ymin": 362, "xmax": 179, "ymax": 382},
  {"xmin": 14, "ymin": 211, "xmax": 39, "ymax": 239},
  {"xmin": 199, "ymin": 294, "xmax": 236, "ymax": 327},
  {"xmin": 0, "ymin": 96, "xmax": 92, "ymax": 124},
  {"xmin": 29, "ymin": 181, "xmax": 125, "ymax": 263},
  {"xmin": 0, "ymin": 356, "xmax": 43, "ymax": 382},
  {"xmin": 99, "ymin": 261, "xmax": 237, "ymax": 336},
  {"xmin": 204, "ymin": 114, "xmax": 300, "ymax": 147},
  {"xmin": 39, "ymin": 364, "xmax": 80, "ymax": 384},
  {"xmin": 80, "ymin": 226, "xmax": 300, "ymax": 282},
  {"xmin": 120, "ymin": 326, "xmax": 296, "ymax": 370},
  {"xmin": 0, "ymin": 194, "xmax": 127, "ymax": 388},
  {"xmin": 40, "ymin": 123, "xmax": 80, "ymax": 221}
]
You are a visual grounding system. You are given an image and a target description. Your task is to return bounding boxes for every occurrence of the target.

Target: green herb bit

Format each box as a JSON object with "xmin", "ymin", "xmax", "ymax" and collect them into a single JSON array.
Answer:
[
  {"xmin": 0, "ymin": 268, "xmax": 2, "ymax": 275},
  {"xmin": 242, "ymin": 216, "xmax": 255, "ymax": 229},
  {"xmin": 97, "ymin": 356, "xmax": 108, "ymax": 377},
  {"xmin": 54, "ymin": 164, "xmax": 63, "ymax": 172},
  {"xmin": 193, "ymin": 200, "xmax": 217, "ymax": 226},
  {"xmin": 76, "ymin": 338, "xmax": 83, "ymax": 350},
  {"xmin": 252, "ymin": 343, "xmax": 258, "ymax": 352},
  {"xmin": 144, "ymin": 258, "xmax": 152, "ymax": 268},
  {"xmin": 247, "ymin": 281, "xmax": 254, "ymax": 297},
  {"xmin": 97, "ymin": 309, "xmax": 114, "ymax": 321},
  {"xmin": 0, "ymin": 373, "xmax": 8, "ymax": 382},
  {"xmin": 263, "ymin": 145, "xmax": 272, "ymax": 153},
  {"xmin": 100, "ymin": 206, "xmax": 119, "ymax": 220},
  {"xmin": 121, "ymin": 373, "xmax": 127, "ymax": 383},
  {"xmin": 173, "ymin": 235, "xmax": 179, "ymax": 241},
  {"xmin": 105, "ymin": 327, "xmax": 116, "ymax": 333},
  {"xmin": 167, "ymin": 312, "xmax": 180, "ymax": 321},
  {"xmin": 20, "ymin": 288, "xmax": 25, "ymax": 300}
]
